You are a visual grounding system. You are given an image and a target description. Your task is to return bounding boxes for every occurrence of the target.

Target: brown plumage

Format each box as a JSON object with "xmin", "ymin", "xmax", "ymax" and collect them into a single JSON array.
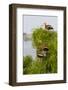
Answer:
[
  {"xmin": 45, "ymin": 25, "xmax": 53, "ymax": 30},
  {"xmin": 44, "ymin": 23, "xmax": 53, "ymax": 30}
]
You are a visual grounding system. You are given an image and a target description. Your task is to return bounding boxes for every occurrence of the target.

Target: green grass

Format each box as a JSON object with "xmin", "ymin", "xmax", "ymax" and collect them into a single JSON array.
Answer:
[{"xmin": 23, "ymin": 28, "xmax": 57, "ymax": 74}]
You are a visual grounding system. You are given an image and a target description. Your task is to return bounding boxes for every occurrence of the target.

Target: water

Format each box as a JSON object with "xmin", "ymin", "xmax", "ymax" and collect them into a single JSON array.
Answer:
[{"xmin": 23, "ymin": 40, "xmax": 36, "ymax": 59}]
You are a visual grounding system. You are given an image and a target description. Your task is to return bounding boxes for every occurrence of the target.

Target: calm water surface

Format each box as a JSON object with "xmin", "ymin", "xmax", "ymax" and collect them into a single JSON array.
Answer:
[{"xmin": 23, "ymin": 40, "xmax": 36, "ymax": 59}]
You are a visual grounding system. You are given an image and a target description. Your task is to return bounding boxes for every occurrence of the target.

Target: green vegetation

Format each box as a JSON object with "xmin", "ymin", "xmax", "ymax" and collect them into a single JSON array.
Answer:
[
  {"xmin": 23, "ymin": 56, "xmax": 32, "ymax": 74},
  {"xmin": 23, "ymin": 28, "xmax": 57, "ymax": 74}
]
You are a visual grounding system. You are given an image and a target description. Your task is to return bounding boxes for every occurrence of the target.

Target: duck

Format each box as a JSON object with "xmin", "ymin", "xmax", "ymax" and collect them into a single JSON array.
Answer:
[{"xmin": 41, "ymin": 22, "xmax": 53, "ymax": 30}]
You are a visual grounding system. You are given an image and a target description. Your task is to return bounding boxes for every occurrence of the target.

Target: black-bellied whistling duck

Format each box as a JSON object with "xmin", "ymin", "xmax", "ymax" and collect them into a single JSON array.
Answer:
[{"xmin": 41, "ymin": 22, "xmax": 53, "ymax": 30}]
